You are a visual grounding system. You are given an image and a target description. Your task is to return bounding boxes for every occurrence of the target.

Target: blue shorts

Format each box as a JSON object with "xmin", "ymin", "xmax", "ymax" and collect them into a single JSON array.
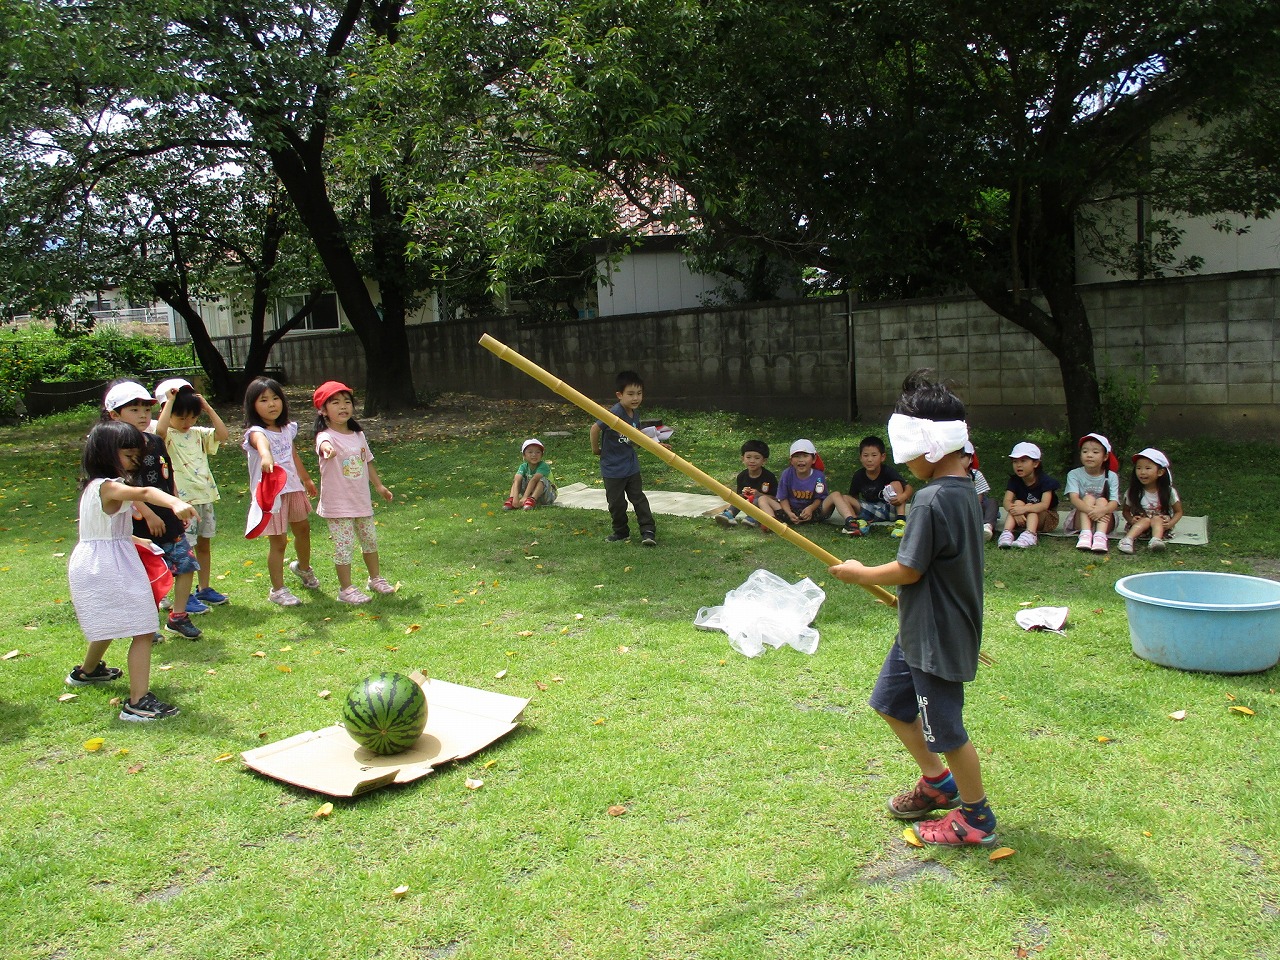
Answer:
[
  {"xmin": 869, "ymin": 640, "xmax": 969, "ymax": 753},
  {"xmin": 155, "ymin": 538, "xmax": 200, "ymax": 576}
]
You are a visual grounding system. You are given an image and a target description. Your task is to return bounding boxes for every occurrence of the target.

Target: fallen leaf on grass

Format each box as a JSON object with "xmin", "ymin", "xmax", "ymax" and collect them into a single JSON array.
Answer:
[
  {"xmin": 516, "ymin": 630, "xmax": 534, "ymax": 637},
  {"xmin": 1225, "ymin": 693, "xmax": 1236, "ymax": 701},
  {"xmin": 277, "ymin": 665, "xmax": 292, "ymax": 673},
  {"xmin": 534, "ymin": 681, "xmax": 548, "ymax": 691},
  {"xmin": 279, "ymin": 645, "xmax": 293, "ymax": 652},
  {"xmin": 317, "ymin": 690, "xmax": 331, "ymax": 699},
  {"xmin": 311, "ymin": 802, "xmax": 334, "ymax": 819},
  {"xmin": 1229, "ymin": 705, "xmax": 1255, "ymax": 716},
  {"xmin": 988, "ymin": 847, "xmax": 1016, "ymax": 861},
  {"xmin": 494, "ymin": 669, "xmax": 507, "ymax": 679},
  {"xmin": 213, "ymin": 752, "xmax": 235, "ymax": 763},
  {"xmin": 83, "ymin": 738, "xmax": 105, "ymax": 752},
  {"xmin": 1096, "ymin": 736, "xmax": 1112, "ymax": 743},
  {"xmin": 115, "ymin": 748, "xmax": 129, "ymax": 757},
  {"xmin": 404, "ymin": 624, "xmax": 421, "ymax": 634},
  {"xmin": 617, "ymin": 645, "xmax": 630, "ymax": 654},
  {"xmin": 1, "ymin": 649, "xmax": 19, "ymax": 660},
  {"xmin": 1168, "ymin": 709, "xmax": 1187, "ymax": 721},
  {"xmin": 391, "ymin": 885, "xmax": 410, "ymax": 898},
  {"xmin": 252, "ymin": 651, "xmax": 266, "ymax": 658},
  {"xmin": 58, "ymin": 693, "xmax": 77, "ymax": 702},
  {"xmin": 552, "ymin": 675, "xmax": 564, "ymax": 683},
  {"xmin": 607, "ymin": 805, "xmax": 627, "ymax": 817},
  {"xmin": 902, "ymin": 827, "xmax": 924, "ymax": 848},
  {"xmin": 592, "ymin": 717, "xmax": 606, "ymax": 725},
  {"xmin": 126, "ymin": 763, "xmax": 143, "ymax": 775},
  {"xmin": 465, "ymin": 778, "xmax": 484, "ymax": 790},
  {"xmin": 483, "ymin": 759, "xmax": 497, "ymax": 769},
  {"xmin": 574, "ymin": 613, "xmax": 584, "ymax": 620}
]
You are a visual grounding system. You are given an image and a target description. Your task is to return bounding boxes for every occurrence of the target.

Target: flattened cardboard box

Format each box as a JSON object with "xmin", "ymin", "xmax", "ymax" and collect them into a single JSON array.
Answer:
[{"xmin": 241, "ymin": 673, "xmax": 529, "ymax": 797}]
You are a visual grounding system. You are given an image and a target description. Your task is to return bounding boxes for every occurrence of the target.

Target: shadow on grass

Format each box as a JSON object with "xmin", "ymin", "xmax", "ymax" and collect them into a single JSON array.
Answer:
[{"xmin": 697, "ymin": 826, "xmax": 1156, "ymax": 935}]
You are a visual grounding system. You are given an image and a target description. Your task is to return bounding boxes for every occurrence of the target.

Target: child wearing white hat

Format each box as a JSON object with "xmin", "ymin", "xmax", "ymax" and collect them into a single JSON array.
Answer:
[
  {"xmin": 997, "ymin": 442, "xmax": 1061, "ymax": 549},
  {"xmin": 1120, "ymin": 448, "xmax": 1182, "ymax": 553},
  {"xmin": 504, "ymin": 439, "xmax": 557, "ymax": 511},
  {"xmin": 1064, "ymin": 433, "xmax": 1121, "ymax": 555}
]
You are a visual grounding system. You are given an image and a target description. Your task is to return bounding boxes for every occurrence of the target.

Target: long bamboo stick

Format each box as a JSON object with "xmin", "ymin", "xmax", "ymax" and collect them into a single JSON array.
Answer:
[{"xmin": 478, "ymin": 333, "xmax": 898, "ymax": 609}]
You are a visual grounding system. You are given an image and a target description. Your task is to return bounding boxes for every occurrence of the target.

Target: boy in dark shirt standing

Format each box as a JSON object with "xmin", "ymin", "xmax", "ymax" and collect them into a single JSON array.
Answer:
[
  {"xmin": 590, "ymin": 370, "xmax": 657, "ymax": 546},
  {"xmin": 830, "ymin": 371, "xmax": 996, "ymax": 847}
]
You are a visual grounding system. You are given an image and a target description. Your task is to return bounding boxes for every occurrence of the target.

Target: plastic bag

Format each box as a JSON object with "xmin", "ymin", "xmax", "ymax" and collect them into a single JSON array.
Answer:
[{"xmin": 694, "ymin": 569, "xmax": 826, "ymax": 657}]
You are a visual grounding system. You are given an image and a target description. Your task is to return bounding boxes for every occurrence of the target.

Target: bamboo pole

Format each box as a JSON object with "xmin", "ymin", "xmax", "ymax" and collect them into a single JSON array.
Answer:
[{"xmin": 478, "ymin": 333, "xmax": 897, "ymax": 609}]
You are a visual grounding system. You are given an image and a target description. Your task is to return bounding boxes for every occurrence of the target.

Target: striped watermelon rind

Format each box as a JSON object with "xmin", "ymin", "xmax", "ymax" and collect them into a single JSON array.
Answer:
[{"xmin": 341, "ymin": 672, "xmax": 428, "ymax": 755}]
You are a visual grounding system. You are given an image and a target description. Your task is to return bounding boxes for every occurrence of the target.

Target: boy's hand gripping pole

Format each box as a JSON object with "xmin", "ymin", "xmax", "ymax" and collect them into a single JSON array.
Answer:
[{"xmin": 478, "ymin": 333, "xmax": 898, "ymax": 609}]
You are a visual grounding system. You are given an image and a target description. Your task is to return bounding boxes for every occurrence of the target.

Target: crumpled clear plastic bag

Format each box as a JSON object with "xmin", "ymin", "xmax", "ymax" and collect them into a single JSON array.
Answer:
[{"xmin": 694, "ymin": 569, "xmax": 826, "ymax": 657}]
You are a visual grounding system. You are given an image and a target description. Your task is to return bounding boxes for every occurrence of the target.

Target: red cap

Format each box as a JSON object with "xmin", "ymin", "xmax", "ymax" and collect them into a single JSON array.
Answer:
[{"xmin": 313, "ymin": 380, "xmax": 354, "ymax": 410}]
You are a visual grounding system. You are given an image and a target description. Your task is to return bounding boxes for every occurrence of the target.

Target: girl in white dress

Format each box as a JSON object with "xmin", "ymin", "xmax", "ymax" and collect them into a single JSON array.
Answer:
[{"xmin": 67, "ymin": 421, "xmax": 196, "ymax": 722}]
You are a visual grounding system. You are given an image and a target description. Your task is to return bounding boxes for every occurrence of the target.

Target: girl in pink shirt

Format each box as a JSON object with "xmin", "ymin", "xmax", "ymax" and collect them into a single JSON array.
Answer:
[{"xmin": 312, "ymin": 381, "xmax": 394, "ymax": 604}]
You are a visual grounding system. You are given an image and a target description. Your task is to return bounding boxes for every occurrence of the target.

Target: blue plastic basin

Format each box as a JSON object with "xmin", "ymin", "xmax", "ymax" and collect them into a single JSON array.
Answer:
[{"xmin": 1115, "ymin": 571, "xmax": 1280, "ymax": 674}]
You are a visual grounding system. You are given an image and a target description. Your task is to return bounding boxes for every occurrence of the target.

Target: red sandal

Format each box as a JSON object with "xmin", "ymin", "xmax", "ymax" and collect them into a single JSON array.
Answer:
[
  {"xmin": 522, "ymin": 497, "xmax": 537, "ymax": 510},
  {"xmin": 502, "ymin": 496, "xmax": 516, "ymax": 511},
  {"xmin": 911, "ymin": 808, "xmax": 998, "ymax": 847}
]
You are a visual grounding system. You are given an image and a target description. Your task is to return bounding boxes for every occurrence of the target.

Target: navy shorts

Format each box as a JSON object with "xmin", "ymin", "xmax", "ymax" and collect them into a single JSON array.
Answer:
[
  {"xmin": 869, "ymin": 640, "xmax": 969, "ymax": 753},
  {"xmin": 155, "ymin": 538, "xmax": 200, "ymax": 576}
]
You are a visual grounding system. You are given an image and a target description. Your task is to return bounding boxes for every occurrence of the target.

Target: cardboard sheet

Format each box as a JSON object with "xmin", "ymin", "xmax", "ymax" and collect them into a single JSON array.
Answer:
[{"xmin": 241, "ymin": 675, "xmax": 529, "ymax": 797}]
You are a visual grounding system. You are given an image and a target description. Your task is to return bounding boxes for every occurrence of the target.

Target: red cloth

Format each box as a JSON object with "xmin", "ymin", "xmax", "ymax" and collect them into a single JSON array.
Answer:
[
  {"xmin": 245, "ymin": 464, "xmax": 288, "ymax": 539},
  {"xmin": 135, "ymin": 544, "xmax": 174, "ymax": 606}
]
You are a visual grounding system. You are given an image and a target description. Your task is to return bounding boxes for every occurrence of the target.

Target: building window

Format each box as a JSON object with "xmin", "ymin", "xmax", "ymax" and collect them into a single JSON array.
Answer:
[{"xmin": 274, "ymin": 293, "xmax": 339, "ymax": 331}]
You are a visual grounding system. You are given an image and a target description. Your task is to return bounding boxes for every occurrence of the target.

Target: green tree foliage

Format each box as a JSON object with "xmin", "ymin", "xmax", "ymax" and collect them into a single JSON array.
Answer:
[{"xmin": 521, "ymin": 0, "xmax": 1280, "ymax": 438}]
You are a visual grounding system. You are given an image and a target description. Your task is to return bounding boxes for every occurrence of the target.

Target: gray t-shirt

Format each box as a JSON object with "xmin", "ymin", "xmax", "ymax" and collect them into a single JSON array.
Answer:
[{"xmin": 894, "ymin": 475, "xmax": 984, "ymax": 682}]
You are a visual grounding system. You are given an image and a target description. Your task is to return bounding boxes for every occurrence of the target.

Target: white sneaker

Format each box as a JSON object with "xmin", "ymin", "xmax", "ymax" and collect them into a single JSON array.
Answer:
[
  {"xmin": 1076, "ymin": 530, "xmax": 1093, "ymax": 551},
  {"xmin": 366, "ymin": 576, "xmax": 396, "ymax": 595},
  {"xmin": 1014, "ymin": 531, "xmax": 1038, "ymax": 549},
  {"xmin": 983, "ymin": 523, "xmax": 993, "ymax": 542},
  {"xmin": 289, "ymin": 560, "xmax": 321, "ymax": 590},
  {"xmin": 269, "ymin": 586, "xmax": 301, "ymax": 607},
  {"xmin": 997, "ymin": 531, "xmax": 1015, "ymax": 549},
  {"xmin": 1148, "ymin": 537, "xmax": 1167, "ymax": 551},
  {"xmin": 338, "ymin": 585, "xmax": 371, "ymax": 604},
  {"xmin": 1118, "ymin": 538, "xmax": 1135, "ymax": 554},
  {"xmin": 1091, "ymin": 531, "xmax": 1110, "ymax": 554}
]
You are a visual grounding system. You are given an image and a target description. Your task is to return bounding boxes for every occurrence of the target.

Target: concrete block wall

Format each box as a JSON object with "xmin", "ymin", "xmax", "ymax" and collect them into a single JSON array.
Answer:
[{"xmin": 221, "ymin": 269, "xmax": 1279, "ymax": 438}]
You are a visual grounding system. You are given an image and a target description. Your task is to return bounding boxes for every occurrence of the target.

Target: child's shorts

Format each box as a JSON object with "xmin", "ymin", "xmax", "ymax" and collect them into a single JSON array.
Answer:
[
  {"xmin": 858, "ymin": 501, "xmax": 894, "ymax": 523},
  {"xmin": 1011, "ymin": 506, "xmax": 1059, "ymax": 532},
  {"xmin": 184, "ymin": 502, "xmax": 217, "ymax": 543},
  {"xmin": 520, "ymin": 477, "xmax": 557, "ymax": 505},
  {"xmin": 261, "ymin": 491, "xmax": 312, "ymax": 537},
  {"xmin": 869, "ymin": 640, "xmax": 970, "ymax": 753},
  {"xmin": 155, "ymin": 538, "xmax": 200, "ymax": 576}
]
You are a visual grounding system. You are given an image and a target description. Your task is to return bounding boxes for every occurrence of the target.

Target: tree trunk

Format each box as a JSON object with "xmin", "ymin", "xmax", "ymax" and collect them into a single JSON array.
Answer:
[
  {"xmin": 267, "ymin": 146, "xmax": 418, "ymax": 414},
  {"xmin": 154, "ymin": 286, "xmax": 236, "ymax": 402}
]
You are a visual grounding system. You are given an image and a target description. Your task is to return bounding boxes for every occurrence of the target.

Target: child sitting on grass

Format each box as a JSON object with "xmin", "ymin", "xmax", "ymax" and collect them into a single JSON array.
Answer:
[
  {"xmin": 997, "ymin": 441, "xmax": 1060, "ymax": 549},
  {"xmin": 504, "ymin": 439, "xmax": 557, "ymax": 511},
  {"xmin": 715, "ymin": 439, "xmax": 776, "ymax": 529},
  {"xmin": 756, "ymin": 439, "xmax": 829, "ymax": 525},
  {"xmin": 1120, "ymin": 448, "xmax": 1182, "ymax": 553},
  {"xmin": 1064, "ymin": 433, "xmax": 1121, "ymax": 555},
  {"xmin": 825, "ymin": 435, "xmax": 913, "ymax": 538}
]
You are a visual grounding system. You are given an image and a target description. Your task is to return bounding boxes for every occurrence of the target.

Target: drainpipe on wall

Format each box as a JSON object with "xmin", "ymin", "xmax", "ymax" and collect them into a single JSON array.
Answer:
[{"xmin": 846, "ymin": 289, "xmax": 858, "ymax": 422}]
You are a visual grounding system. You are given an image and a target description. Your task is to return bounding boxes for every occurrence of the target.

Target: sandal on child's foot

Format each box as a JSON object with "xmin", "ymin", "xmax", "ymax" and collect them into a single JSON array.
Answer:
[
  {"xmin": 912, "ymin": 808, "xmax": 998, "ymax": 847},
  {"xmin": 887, "ymin": 777, "xmax": 961, "ymax": 820},
  {"xmin": 522, "ymin": 497, "xmax": 537, "ymax": 510},
  {"xmin": 1118, "ymin": 538, "xmax": 1135, "ymax": 554},
  {"xmin": 1148, "ymin": 537, "xmax": 1167, "ymax": 551},
  {"xmin": 502, "ymin": 496, "xmax": 517, "ymax": 511}
]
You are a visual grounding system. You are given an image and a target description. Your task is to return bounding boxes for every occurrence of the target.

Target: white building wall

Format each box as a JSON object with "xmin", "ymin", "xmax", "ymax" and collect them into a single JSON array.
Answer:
[
  {"xmin": 596, "ymin": 250, "xmax": 729, "ymax": 317},
  {"xmin": 1077, "ymin": 206, "xmax": 1280, "ymax": 284}
]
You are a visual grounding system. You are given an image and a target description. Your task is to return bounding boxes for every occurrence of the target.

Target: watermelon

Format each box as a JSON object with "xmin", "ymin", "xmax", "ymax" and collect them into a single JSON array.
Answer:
[{"xmin": 341, "ymin": 672, "xmax": 428, "ymax": 755}]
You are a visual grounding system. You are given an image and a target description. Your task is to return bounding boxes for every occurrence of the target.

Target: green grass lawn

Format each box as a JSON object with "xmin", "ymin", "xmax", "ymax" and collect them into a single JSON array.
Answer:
[{"xmin": 1, "ymin": 400, "xmax": 1277, "ymax": 959}]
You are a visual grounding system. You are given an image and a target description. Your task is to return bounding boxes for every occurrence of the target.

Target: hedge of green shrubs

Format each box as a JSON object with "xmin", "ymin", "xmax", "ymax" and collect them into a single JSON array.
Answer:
[{"xmin": 0, "ymin": 324, "xmax": 197, "ymax": 418}]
